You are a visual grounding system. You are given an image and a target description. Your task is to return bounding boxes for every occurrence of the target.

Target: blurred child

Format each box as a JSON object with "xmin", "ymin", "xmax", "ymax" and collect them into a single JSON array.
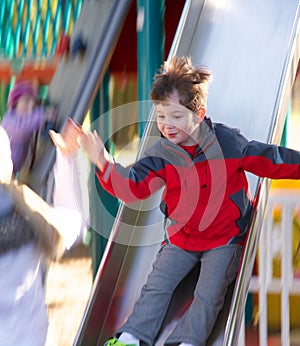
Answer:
[
  {"xmin": 1, "ymin": 80, "xmax": 56, "ymax": 176},
  {"xmin": 76, "ymin": 55, "xmax": 300, "ymax": 346},
  {"xmin": 0, "ymin": 120, "xmax": 87, "ymax": 346}
]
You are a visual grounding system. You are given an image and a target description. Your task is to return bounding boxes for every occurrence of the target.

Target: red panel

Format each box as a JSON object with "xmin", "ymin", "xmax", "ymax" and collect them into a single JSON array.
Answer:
[
  {"xmin": 109, "ymin": 0, "xmax": 186, "ymax": 73},
  {"xmin": 164, "ymin": 0, "xmax": 186, "ymax": 58},
  {"xmin": 109, "ymin": 2, "xmax": 137, "ymax": 72}
]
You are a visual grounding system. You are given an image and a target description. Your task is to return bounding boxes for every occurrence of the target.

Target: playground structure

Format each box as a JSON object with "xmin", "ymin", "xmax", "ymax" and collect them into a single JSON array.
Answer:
[
  {"xmin": 0, "ymin": 0, "xmax": 82, "ymax": 117},
  {"xmin": 0, "ymin": 0, "xmax": 82, "ymax": 59},
  {"xmin": 1, "ymin": 1, "xmax": 300, "ymax": 345},
  {"xmin": 72, "ymin": 1, "xmax": 300, "ymax": 345}
]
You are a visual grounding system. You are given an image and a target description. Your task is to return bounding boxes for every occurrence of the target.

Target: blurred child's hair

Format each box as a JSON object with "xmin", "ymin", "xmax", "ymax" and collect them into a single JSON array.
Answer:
[
  {"xmin": 150, "ymin": 56, "xmax": 212, "ymax": 112},
  {"xmin": 7, "ymin": 80, "xmax": 39, "ymax": 109}
]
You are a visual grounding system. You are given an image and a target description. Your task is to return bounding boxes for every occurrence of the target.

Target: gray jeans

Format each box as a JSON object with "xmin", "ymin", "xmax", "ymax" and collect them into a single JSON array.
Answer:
[{"xmin": 117, "ymin": 243, "xmax": 243, "ymax": 346}]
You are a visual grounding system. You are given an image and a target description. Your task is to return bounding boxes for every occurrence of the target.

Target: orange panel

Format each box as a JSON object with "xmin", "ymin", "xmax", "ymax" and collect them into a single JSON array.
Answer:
[{"xmin": 0, "ymin": 60, "xmax": 58, "ymax": 85}]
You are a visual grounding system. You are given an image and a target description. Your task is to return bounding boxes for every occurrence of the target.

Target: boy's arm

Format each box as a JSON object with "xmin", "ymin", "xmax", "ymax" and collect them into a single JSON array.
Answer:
[
  {"xmin": 242, "ymin": 140, "xmax": 300, "ymax": 179},
  {"xmin": 51, "ymin": 120, "xmax": 163, "ymax": 204},
  {"xmin": 81, "ymin": 129, "xmax": 165, "ymax": 203}
]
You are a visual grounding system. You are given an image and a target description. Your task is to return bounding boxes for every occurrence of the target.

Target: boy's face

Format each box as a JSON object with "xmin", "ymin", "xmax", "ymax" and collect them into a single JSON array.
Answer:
[
  {"xmin": 15, "ymin": 94, "xmax": 36, "ymax": 115},
  {"xmin": 155, "ymin": 92, "xmax": 205, "ymax": 146}
]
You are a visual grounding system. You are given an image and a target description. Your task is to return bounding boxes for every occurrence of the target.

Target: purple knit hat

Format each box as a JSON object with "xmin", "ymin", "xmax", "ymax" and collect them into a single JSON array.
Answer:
[{"xmin": 7, "ymin": 80, "xmax": 38, "ymax": 109}]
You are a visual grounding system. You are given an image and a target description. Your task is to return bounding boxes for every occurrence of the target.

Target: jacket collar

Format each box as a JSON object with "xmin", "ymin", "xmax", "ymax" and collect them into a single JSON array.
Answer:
[{"xmin": 159, "ymin": 116, "xmax": 224, "ymax": 164}]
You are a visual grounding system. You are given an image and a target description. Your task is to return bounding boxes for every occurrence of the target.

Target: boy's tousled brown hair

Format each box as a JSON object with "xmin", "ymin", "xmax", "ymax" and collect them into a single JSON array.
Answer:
[{"xmin": 150, "ymin": 56, "xmax": 212, "ymax": 112}]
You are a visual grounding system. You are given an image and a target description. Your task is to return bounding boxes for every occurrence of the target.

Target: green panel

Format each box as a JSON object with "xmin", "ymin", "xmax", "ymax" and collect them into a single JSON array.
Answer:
[
  {"xmin": 89, "ymin": 72, "xmax": 119, "ymax": 278},
  {"xmin": 137, "ymin": 0, "xmax": 165, "ymax": 136},
  {"xmin": 280, "ymin": 99, "xmax": 291, "ymax": 147},
  {"xmin": 0, "ymin": 83, "xmax": 10, "ymax": 120}
]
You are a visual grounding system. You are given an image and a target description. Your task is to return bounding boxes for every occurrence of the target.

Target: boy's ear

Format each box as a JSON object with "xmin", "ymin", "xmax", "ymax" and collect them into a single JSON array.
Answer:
[{"xmin": 197, "ymin": 108, "xmax": 206, "ymax": 121}]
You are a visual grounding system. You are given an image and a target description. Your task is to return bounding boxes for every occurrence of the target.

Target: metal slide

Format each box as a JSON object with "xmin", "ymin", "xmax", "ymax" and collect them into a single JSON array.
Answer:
[
  {"xmin": 25, "ymin": 0, "xmax": 133, "ymax": 195},
  {"xmin": 74, "ymin": 0, "xmax": 300, "ymax": 345}
]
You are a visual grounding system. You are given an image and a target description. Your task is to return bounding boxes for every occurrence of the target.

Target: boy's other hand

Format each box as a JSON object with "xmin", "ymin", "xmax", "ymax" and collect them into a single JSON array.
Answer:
[
  {"xmin": 81, "ymin": 130, "xmax": 109, "ymax": 172},
  {"xmin": 49, "ymin": 118, "xmax": 83, "ymax": 156}
]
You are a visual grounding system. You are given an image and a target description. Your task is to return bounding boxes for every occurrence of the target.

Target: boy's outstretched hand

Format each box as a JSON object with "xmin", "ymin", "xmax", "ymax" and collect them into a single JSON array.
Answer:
[
  {"xmin": 49, "ymin": 118, "xmax": 83, "ymax": 156},
  {"xmin": 81, "ymin": 130, "xmax": 110, "ymax": 172},
  {"xmin": 49, "ymin": 117, "xmax": 109, "ymax": 172}
]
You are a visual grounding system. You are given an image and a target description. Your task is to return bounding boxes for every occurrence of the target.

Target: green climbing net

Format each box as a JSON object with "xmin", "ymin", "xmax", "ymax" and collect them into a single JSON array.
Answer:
[{"xmin": 0, "ymin": 0, "xmax": 83, "ymax": 59}]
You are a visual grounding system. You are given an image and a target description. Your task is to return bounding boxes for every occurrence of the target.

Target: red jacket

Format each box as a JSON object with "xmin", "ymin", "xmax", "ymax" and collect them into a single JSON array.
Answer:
[{"xmin": 96, "ymin": 118, "xmax": 300, "ymax": 251}]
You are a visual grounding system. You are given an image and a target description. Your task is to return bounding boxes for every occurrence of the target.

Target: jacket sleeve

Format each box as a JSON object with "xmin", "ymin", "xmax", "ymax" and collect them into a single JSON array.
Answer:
[
  {"xmin": 241, "ymin": 140, "xmax": 300, "ymax": 179},
  {"xmin": 95, "ymin": 155, "xmax": 166, "ymax": 204}
]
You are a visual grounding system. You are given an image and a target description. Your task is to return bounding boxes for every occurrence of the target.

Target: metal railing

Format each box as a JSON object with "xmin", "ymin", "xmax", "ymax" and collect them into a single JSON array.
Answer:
[{"xmin": 246, "ymin": 188, "xmax": 300, "ymax": 346}]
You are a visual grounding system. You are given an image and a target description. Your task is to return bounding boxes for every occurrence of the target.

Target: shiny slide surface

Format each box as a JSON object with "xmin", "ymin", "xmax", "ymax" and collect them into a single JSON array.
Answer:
[{"xmin": 74, "ymin": 1, "xmax": 300, "ymax": 345}]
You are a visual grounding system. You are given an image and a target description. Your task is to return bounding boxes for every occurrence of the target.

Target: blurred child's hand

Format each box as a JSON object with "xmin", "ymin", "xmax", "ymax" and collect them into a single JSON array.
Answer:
[
  {"xmin": 81, "ymin": 130, "xmax": 109, "ymax": 172},
  {"xmin": 49, "ymin": 118, "xmax": 83, "ymax": 156},
  {"xmin": 44, "ymin": 105, "xmax": 58, "ymax": 123}
]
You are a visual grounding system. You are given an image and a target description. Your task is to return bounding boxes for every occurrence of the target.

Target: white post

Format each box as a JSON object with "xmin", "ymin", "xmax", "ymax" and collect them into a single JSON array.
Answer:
[
  {"xmin": 281, "ymin": 204, "xmax": 293, "ymax": 346},
  {"xmin": 259, "ymin": 207, "xmax": 269, "ymax": 346}
]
